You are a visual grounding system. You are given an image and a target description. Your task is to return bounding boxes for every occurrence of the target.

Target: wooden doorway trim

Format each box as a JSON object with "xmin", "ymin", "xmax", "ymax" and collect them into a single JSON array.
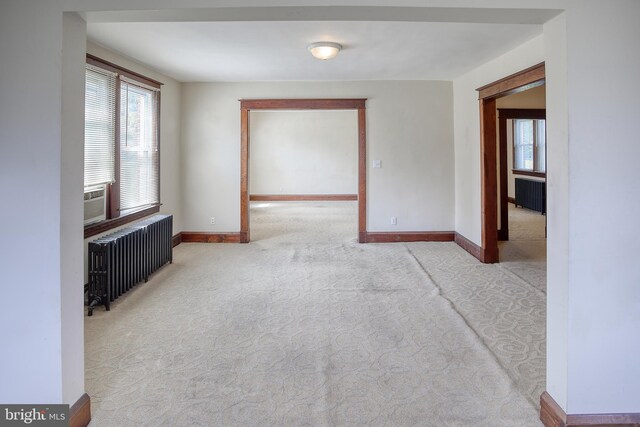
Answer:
[
  {"xmin": 476, "ymin": 62, "xmax": 545, "ymax": 263},
  {"xmin": 239, "ymin": 98, "xmax": 367, "ymax": 243}
]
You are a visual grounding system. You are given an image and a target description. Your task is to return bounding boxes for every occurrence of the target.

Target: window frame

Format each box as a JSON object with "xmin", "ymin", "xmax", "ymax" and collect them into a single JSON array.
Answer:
[
  {"xmin": 498, "ymin": 108, "xmax": 546, "ymax": 179},
  {"xmin": 84, "ymin": 54, "xmax": 163, "ymax": 239},
  {"xmin": 512, "ymin": 118, "xmax": 545, "ymax": 176}
]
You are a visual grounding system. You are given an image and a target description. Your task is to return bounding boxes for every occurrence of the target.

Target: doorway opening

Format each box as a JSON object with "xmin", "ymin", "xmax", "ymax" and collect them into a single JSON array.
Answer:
[
  {"xmin": 240, "ymin": 99, "xmax": 367, "ymax": 243},
  {"xmin": 476, "ymin": 62, "xmax": 545, "ymax": 263},
  {"xmin": 248, "ymin": 109, "xmax": 358, "ymax": 243},
  {"xmin": 496, "ymin": 86, "xmax": 547, "ymax": 290}
]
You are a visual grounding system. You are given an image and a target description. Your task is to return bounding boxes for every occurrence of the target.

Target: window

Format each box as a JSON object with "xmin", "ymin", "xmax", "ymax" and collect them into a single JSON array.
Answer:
[
  {"xmin": 84, "ymin": 55, "xmax": 161, "ymax": 237},
  {"xmin": 513, "ymin": 118, "xmax": 545, "ymax": 174}
]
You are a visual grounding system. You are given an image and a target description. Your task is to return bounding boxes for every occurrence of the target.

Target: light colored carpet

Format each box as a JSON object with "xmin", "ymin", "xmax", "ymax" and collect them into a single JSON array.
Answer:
[
  {"xmin": 499, "ymin": 204, "xmax": 547, "ymax": 293},
  {"xmin": 85, "ymin": 201, "xmax": 544, "ymax": 426}
]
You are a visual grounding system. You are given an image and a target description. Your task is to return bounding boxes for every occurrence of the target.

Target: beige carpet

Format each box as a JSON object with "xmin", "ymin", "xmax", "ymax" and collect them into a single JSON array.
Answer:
[
  {"xmin": 85, "ymin": 201, "xmax": 544, "ymax": 426},
  {"xmin": 499, "ymin": 204, "xmax": 547, "ymax": 293}
]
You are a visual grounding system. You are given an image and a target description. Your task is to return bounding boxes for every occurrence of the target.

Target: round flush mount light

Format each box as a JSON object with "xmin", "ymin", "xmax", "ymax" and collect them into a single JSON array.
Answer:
[{"xmin": 308, "ymin": 42, "xmax": 342, "ymax": 60}]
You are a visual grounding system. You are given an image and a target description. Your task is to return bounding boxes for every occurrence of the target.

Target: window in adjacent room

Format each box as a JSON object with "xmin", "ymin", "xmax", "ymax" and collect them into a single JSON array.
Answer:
[
  {"xmin": 513, "ymin": 118, "xmax": 545, "ymax": 174},
  {"xmin": 84, "ymin": 55, "xmax": 161, "ymax": 237}
]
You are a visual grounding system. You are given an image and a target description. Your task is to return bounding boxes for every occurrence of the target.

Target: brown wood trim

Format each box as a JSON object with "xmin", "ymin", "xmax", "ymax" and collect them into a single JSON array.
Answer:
[
  {"xmin": 540, "ymin": 391, "xmax": 640, "ymax": 427},
  {"xmin": 240, "ymin": 99, "xmax": 367, "ymax": 244},
  {"xmin": 181, "ymin": 232, "xmax": 241, "ymax": 243},
  {"xmin": 540, "ymin": 392, "xmax": 566, "ymax": 427},
  {"xmin": 477, "ymin": 64, "xmax": 545, "ymax": 263},
  {"xmin": 365, "ymin": 231, "xmax": 454, "ymax": 243},
  {"xmin": 84, "ymin": 205, "xmax": 160, "ymax": 239},
  {"xmin": 567, "ymin": 414, "xmax": 640, "ymax": 426},
  {"xmin": 240, "ymin": 98, "xmax": 366, "ymax": 110},
  {"xmin": 454, "ymin": 232, "xmax": 484, "ymax": 263},
  {"xmin": 172, "ymin": 232, "xmax": 182, "ymax": 247},
  {"xmin": 498, "ymin": 108, "xmax": 546, "ymax": 120},
  {"xmin": 87, "ymin": 53, "xmax": 162, "ymax": 88},
  {"xmin": 480, "ymin": 98, "xmax": 499, "ymax": 263},
  {"xmin": 513, "ymin": 169, "xmax": 546, "ymax": 178},
  {"xmin": 358, "ymin": 107, "xmax": 367, "ymax": 243},
  {"xmin": 477, "ymin": 62, "xmax": 545, "ymax": 100},
  {"xmin": 240, "ymin": 108, "xmax": 250, "ymax": 243},
  {"xmin": 508, "ymin": 196, "xmax": 516, "ymax": 204},
  {"xmin": 498, "ymin": 114, "xmax": 509, "ymax": 242},
  {"xmin": 250, "ymin": 194, "xmax": 357, "ymax": 201},
  {"xmin": 69, "ymin": 393, "xmax": 91, "ymax": 427},
  {"xmin": 239, "ymin": 231, "xmax": 249, "ymax": 244}
]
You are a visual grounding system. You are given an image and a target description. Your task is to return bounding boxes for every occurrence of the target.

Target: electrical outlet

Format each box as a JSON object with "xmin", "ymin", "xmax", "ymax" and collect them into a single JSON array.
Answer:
[
  {"xmin": 373, "ymin": 159, "xmax": 382, "ymax": 168},
  {"xmin": 210, "ymin": 217, "xmax": 216, "ymax": 225},
  {"xmin": 391, "ymin": 216, "xmax": 397, "ymax": 225}
]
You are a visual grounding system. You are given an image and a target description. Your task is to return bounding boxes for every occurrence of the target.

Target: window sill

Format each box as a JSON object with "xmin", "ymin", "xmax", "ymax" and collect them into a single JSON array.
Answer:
[
  {"xmin": 84, "ymin": 205, "xmax": 160, "ymax": 239},
  {"xmin": 512, "ymin": 169, "xmax": 546, "ymax": 178}
]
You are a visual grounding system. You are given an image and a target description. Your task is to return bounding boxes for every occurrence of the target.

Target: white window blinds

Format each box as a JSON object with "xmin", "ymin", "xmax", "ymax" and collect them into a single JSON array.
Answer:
[
  {"xmin": 119, "ymin": 78, "xmax": 160, "ymax": 211},
  {"xmin": 84, "ymin": 65, "xmax": 116, "ymax": 188}
]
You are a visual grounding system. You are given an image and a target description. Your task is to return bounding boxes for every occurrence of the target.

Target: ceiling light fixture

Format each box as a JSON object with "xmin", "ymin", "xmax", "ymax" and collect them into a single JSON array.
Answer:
[{"xmin": 308, "ymin": 42, "xmax": 342, "ymax": 60}]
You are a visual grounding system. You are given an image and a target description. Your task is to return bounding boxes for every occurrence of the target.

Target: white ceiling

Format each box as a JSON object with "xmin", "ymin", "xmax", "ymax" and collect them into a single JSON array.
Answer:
[{"xmin": 86, "ymin": 13, "xmax": 545, "ymax": 82}]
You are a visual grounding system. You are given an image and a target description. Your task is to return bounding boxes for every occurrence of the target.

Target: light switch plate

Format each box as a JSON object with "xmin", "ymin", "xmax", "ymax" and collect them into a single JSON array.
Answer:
[{"xmin": 373, "ymin": 160, "xmax": 382, "ymax": 168}]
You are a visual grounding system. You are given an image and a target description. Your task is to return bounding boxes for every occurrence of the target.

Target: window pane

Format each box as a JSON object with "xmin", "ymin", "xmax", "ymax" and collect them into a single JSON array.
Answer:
[
  {"xmin": 84, "ymin": 67, "xmax": 116, "ymax": 188},
  {"xmin": 120, "ymin": 81, "xmax": 159, "ymax": 211},
  {"xmin": 514, "ymin": 119, "xmax": 534, "ymax": 171},
  {"xmin": 536, "ymin": 120, "xmax": 546, "ymax": 172}
]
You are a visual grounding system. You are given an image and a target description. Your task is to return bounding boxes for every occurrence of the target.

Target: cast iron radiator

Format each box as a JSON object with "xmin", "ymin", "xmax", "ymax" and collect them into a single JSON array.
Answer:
[
  {"xmin": 87, "ymin": 214, "xmax": 173, "ymax": 316},
  {"xmin": 515, "ymin": 178, "xmax": 546, "ymax": 214}
]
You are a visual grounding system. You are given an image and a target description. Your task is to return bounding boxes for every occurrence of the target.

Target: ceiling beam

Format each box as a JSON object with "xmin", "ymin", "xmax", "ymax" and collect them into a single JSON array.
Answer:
[{"xmin": 84, "ymin": 6, "xmax": 562, "ymax": 25}]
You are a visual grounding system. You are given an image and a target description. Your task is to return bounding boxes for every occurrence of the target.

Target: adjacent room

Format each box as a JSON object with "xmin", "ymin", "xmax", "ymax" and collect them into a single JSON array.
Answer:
[{"xmin": 248, "ymin": 109, "xmax": 359, "ymax": 243}]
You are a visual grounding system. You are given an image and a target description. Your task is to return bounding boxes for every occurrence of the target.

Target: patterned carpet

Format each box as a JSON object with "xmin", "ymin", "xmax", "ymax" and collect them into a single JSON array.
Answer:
[{"xmin": 85, "ymin": 201, "xmax": 545, "ymax": 426}]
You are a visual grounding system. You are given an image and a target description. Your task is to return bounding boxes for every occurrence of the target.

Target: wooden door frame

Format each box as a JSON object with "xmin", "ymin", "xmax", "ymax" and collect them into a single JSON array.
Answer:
[
  {"xmin": 497, "ymin": 108, "xmax": 546, "ymax": 241},
  {"xmin": 239, "ymin": 98, "xmax": 367, "ymax": 243},
  {"xmin": 476, "ymin": 62, "xmax": 545, "ymax": 262}
]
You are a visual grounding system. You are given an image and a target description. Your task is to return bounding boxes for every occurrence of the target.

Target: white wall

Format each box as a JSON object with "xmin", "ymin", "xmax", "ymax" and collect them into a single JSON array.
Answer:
[
  {"xmin": 249, "ymin": 111, "xmax": 358, "ymax": 195},
  {"xmin": 497, "ymin": 86, "xmax": 546, "ymax": 199},
  {"xmin": 0, "ymin": 2, "xmax": 70, "ymax": 404},
  {"xmin": 562, "ymin": 0, "xmax": 640, "ymax": 414},
  {"xmin": 61, "ymin": 12, "xmax": 88, "ymax": 405},
  {"xmin": 544, "ymin": 11, "xmax": 570, "ymax": 412},
  {"xmin": 453, "ymin": 35, "xmax": 545, "ymax": 244},
  {"xmin": 181, "ymin": 81, "xmax": 454, "ymax": 233}
]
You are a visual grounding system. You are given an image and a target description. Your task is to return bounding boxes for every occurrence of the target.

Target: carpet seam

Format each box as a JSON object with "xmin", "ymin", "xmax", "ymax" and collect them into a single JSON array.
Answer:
[{"xmin": 404, "ymin": 244, "xmax": 540, "ymax": 411}]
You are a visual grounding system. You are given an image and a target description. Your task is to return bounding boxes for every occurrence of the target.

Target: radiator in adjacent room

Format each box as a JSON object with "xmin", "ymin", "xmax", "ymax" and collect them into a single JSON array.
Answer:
[
  {"xmin": 87, "ymin": 214, "xmax": 173, "ymax": 316},
  {"xmin": 515, "ymin": 178, "xmax": 546, "ymax": 214}
]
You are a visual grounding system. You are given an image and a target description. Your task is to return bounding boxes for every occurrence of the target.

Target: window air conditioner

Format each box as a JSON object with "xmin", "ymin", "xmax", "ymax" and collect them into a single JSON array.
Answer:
[{"xmin": 84, "ymin": 185, "xmax": 107, "ymax": 225}]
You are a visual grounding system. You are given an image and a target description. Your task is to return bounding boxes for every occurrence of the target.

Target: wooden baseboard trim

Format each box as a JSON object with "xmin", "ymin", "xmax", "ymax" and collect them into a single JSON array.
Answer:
[
  {"xmin": 540, "ymin": 391, "xmax": 640, "ymax": 427},
  {"xmin": 181, "ymin": 232, "xmax": 241, "ymax": 243},
  {"xmin": 70, "ymin": 393, "xmax": 91, "ymax": 427},
  {"xmin": 363, "ymin": 231, "xmax": 455, "ymax": 243},
  {"xmin": 250, "ymin": 194, "xmax": 358, "ymax": 201},
  {"xmin": 508, "ymin": 196, "xmax": 516, "ymax": 204},
  {"xmin": 541, "ymin": 392, "xmax": 567, "ymax": 427},
  {"xmin": 454, "ymin": 232, "xmax": 484, "ymax": 262},
  {"xmin": 172, "ymin": 232, "xmax": 183, "ymax": 247}
]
